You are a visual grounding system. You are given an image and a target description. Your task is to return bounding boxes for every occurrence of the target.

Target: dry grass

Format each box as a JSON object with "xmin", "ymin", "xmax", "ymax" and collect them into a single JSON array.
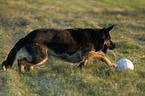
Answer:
[{"xmin": 0, "ymin": 0, "xmax": 145, "ymax": 96}]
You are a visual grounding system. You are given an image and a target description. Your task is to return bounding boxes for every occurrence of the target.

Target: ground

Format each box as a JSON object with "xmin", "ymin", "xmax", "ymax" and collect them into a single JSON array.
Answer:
[{"xmin": 0, "ymin": 0, "xmax": 145, "ymax": 96}]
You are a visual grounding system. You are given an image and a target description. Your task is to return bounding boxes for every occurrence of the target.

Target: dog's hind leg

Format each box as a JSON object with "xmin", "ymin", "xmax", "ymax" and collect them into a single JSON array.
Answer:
[
  {"xmin": 18, "ymin": 43, "xmax": 48, "ymax": 72},
  {"xmin": 25, "ymin": 65, "xmax": 33, "ymax": 71},
  {"xmin": 18, "ymin": 58, "xmax": 33, "ymax": 72},
  {"xmin": 86, "ymin": 51, "xmax": 117, "ymax": 67}
]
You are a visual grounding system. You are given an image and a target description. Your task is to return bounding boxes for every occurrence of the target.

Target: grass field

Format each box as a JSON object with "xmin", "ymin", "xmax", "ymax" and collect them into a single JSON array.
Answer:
[{"xmin": 0, "ymin": 0, "xmax": 145, "ymax": 96}]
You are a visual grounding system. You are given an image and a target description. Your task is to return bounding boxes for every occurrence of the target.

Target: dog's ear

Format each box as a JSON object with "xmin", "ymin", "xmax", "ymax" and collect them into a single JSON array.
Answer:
[
  {"xmin": 102, "ymin": 25, "xmax": 114, "ymax": 36},
  {"xmin": 105, "ymin": 25, "xmax": 114, "ymax": 32}
]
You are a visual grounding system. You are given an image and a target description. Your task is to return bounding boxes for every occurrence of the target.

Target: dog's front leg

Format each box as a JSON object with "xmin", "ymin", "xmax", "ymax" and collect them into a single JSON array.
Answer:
[
  {"xmin": 78, "ymin": 60, "xmax": 88, "ymax": 69},
  {"xmin": 86, "ymin": 51, "xmax": 117, "ymax": 67}
]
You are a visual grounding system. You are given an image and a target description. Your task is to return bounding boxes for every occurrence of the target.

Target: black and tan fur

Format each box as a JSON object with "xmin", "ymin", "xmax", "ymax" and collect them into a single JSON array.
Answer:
[{"xmin": 2, "ymin": 25, "xmax": 117, "ymax": 72}]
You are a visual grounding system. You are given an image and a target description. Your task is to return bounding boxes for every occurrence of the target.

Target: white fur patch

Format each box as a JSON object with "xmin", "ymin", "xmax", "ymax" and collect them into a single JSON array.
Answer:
[
  {"xmin": 23, "ymin": 47, "xmax": 32, "ymax": 62},
  {"xmin": 47, "ymin": 48, "xmax": 84, "ymax": 63}
]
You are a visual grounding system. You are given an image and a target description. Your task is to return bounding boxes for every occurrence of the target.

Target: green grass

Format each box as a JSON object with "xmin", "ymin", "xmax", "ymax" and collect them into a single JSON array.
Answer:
[{"xmin": 0, "ymin": 0, "xmax": 145, "ymax": 96}]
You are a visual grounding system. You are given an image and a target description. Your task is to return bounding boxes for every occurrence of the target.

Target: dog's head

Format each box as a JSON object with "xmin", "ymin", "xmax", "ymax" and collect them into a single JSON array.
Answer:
[{"xmin": 101, "ymin": 25, "xmax": 117, "ymax": 53}]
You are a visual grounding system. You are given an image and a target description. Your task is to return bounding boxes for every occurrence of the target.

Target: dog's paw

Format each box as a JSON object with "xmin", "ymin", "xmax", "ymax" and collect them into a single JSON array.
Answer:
[
  {"xmin": 109, "ymin": 63, "xmax": 117, "ymax": 67},
  {"xmin": 112, "ymin": 63, "xmax": 117, "ymax": 67}
]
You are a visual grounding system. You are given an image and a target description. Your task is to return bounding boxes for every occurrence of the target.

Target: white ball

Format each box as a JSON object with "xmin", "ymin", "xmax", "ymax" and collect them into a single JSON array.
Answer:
[{"xmin": 116, "ymin": 59, "xmax": 134, "ymax": 70}]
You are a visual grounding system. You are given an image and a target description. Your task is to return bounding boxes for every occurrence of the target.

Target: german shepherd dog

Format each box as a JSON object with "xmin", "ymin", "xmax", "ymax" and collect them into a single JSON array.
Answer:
[{"xmin": 2, "ymin": 25, "xmax": 117, "ymax": 72}]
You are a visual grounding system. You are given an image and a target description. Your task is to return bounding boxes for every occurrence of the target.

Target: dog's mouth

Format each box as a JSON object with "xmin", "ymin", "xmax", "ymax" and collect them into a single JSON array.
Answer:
[
  {"xmin": 106, "ymin": 48, "xmax": 110, "ymax": 53},
  {"xmin": 102, "ymin": 44, "xmax": 116, "ymax": 54}
]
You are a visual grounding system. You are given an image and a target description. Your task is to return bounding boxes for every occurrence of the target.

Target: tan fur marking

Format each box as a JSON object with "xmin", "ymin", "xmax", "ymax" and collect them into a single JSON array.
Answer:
[
  {"xmin": 85, "ymin": 51, "xmax": 117, "ymax": 67},
  {"xmin": 35, "ymin": 57, "xmax": 48, "ymax": 65},
  {"xmin": 18, "ymin": 59, "xmax": 25, "ymax": 72},
  {"xmin": 36, "ymin": 48, "xmax": 48, "ymax": 65}
]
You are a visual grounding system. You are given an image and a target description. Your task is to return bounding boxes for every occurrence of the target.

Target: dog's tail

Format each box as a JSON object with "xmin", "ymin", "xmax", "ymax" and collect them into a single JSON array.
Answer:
[{"xmin": 2, "ymin": 38, "xmax": 25, "ymax": 70}]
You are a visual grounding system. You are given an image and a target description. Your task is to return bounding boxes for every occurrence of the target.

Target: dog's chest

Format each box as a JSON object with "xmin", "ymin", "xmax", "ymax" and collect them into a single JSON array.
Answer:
[{"xmin": 47, "ymin": 48, "xmax": 84, "ymax": 63}]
